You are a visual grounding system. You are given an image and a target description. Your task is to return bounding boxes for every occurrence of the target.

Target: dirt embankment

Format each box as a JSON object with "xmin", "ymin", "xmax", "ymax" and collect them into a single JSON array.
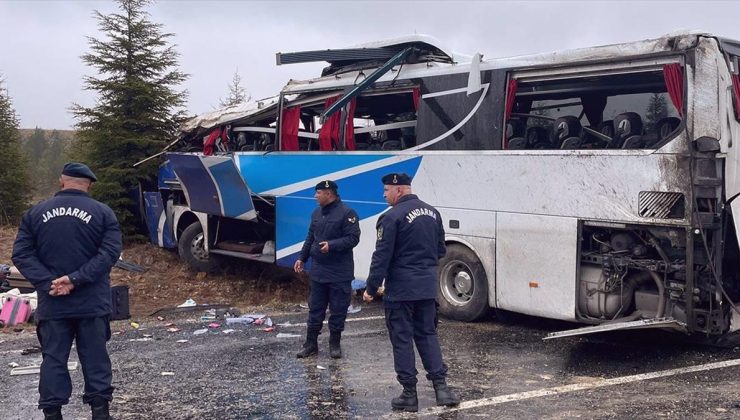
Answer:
[{"xmin": 1, "ymin": 226, "xmax": 308, "ymax": 317}]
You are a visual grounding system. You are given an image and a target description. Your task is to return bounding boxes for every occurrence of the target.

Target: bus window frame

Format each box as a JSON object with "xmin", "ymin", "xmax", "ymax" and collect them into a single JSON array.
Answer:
[{"xmin": 503, "ymin": 56, "xmax": 687, "ymax": 151}]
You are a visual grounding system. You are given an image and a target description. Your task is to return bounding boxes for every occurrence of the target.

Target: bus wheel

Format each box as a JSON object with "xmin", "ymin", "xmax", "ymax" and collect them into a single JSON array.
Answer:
[
  {"xmin": 437, "ymin": 244, "xmax": 489, "ymax": 321},
  {"xmin": 178, "ymin": 222, "xmax": 215, "ymax": 272}
]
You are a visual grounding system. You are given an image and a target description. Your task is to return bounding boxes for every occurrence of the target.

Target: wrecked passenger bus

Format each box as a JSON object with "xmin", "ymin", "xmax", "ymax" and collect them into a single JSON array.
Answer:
[{"xmin": 144, "ymin": 32, "xmax": 740, "ymax": 339}]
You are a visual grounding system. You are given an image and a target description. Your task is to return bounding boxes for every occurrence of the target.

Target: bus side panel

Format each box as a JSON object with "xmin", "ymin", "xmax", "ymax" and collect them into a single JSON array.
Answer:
[{"xmin": 495, "ymin": 212, "xmax": 578, "ymax": 321}]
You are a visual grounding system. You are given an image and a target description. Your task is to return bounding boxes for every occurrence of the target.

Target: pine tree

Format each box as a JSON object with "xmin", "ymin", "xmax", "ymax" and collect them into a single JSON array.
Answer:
[
  {"xmin": 219, "ymin": 68, "xmax": 250, "ymax": 108},
  {"xmin": 72, "ymin": 0, "xmax": 188, "ymax": 239},
  {"xmin": 644, "ymin": 93, "xmax": 668, "ymax": 132},
  {"xmin": 23, "ymin": 127, "xmax": 48, "ymax": 165},
  {"xmin": 0, "ymin": 78, "xmax": 31, "ymax": 224}
]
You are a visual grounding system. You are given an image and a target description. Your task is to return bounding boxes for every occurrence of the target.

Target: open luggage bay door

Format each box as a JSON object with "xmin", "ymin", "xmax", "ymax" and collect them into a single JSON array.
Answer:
[
  {"xmin": 544, "ymin": 318, "xmax": 688, "ymax": 340},
  {"xmin": 165, "ymin": 153, "xmax": 257, "ymax": 221}
]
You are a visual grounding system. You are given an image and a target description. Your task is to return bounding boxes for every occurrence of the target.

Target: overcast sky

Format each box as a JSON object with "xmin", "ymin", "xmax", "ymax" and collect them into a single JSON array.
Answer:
[{"xmin": 2, "ymin": 0, "xmax": 740, "ymax": 130}]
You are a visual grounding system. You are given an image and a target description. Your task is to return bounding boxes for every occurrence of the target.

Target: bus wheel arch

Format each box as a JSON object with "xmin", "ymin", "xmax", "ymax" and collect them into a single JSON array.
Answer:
[{"xmin": 437, "ymin": 242, "xmax": 489, "ymax": 321}]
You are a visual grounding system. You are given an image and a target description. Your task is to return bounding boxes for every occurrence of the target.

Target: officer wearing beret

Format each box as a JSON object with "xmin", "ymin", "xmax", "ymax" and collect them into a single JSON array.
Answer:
[
  {"xmin": 12, "ymin": 162, "xmax": 122, "ymax": 420},
  {"xmin": 364, "ymin": 173, "xmax": 459, "ymax": 412},
  {"xmin": 294, "ymin": 180, "xmax": 361, "ymax": 359}
]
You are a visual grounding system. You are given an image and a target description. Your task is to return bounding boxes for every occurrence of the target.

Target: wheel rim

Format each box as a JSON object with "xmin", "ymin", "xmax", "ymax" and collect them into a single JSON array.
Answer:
[
  {"xmin": 440, "ymin": 260, "xmax": 474, "ymax": 306},
  {"xmin": 190, "ymin": 232, "xmax": 209, "ymax": 262}
]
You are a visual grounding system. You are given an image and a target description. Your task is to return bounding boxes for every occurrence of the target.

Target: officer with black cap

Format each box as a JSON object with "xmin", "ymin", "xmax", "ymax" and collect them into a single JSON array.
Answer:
[
  {"xmin": 12, "ymin": 162, "xmax": 122, "ymax": 420},
  {"xmin": 363, "ymin": 172, "xmax": 460, "ymax": 412},
  {"xmin": 294, "ymin": 179, "xmax": 361, "ymax": 359}
]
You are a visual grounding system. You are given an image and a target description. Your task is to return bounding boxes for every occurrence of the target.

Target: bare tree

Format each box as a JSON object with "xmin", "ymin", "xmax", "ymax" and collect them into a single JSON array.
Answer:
[{"xmin": 219, "ymin": 68, "xmax": 250, "ymax": 108}]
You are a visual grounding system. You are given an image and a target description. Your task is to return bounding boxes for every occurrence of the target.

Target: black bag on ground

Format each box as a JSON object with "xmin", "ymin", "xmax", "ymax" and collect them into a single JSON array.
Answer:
[{"xmin": 110, "ymin": 285, "xmax": 130, "ymax": 320}]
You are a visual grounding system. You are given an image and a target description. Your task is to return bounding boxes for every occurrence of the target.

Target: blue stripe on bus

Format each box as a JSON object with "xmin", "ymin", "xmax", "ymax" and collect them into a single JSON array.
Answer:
[
  {"xmin": 275, "ymin": 157, "xmax": 422, "ymax": 251},
  {"xmin": 167, "ymin": 154, "xmax": 221, "ymax": 215},
  {"xmin": 236, "ymin": 154, "xmax": 392, "ymax": 193},
  {"xmin": 208, "ymin": 159, "xmax": 255, "ymax": 218}
]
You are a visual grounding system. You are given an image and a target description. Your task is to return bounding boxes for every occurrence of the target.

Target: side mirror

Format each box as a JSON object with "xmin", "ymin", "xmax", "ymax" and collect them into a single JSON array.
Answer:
[{"xmin": 693, "ymin": 136, "xmax": 721, "ymax": 153}]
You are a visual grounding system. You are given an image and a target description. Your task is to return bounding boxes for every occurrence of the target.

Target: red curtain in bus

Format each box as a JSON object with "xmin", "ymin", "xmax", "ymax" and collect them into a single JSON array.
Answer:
[
  {"xmin": 318, "ymin": 96, "xmax": 357, "ymax": 150},
  {"xmin": 503, "ymin": 78, "xmax": 518, "ymax": 149},
  {"xmin": 505, "ymin": 78, "xmax": 518, "ymax": 121},
  {"xmin": 319, "ymin": 97, "xmax": 339, "ymax": 151},
  {"xmin": 412, "ymin": 87, "xmax": 421, "ymax": 111},
  {"xmin": 280, "ymin": 105, "xmax": 301, "ymax": 151},
  {"xmin": 203, "ymin": 127, "xmax": 222, "ymax": 156},
  {"xmin": 732, "ymin": 74, "xmax": 740, "ymax": 121},
  {"xmin": 663, "ymin": 63, "xmax": 684, "ymax": 116}
]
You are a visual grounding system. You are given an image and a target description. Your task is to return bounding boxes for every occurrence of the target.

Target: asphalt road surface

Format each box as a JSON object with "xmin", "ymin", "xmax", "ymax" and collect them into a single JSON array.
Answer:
[{"xmin": 2, "ymin": 303, "xmax": 740, "ymax": 419}]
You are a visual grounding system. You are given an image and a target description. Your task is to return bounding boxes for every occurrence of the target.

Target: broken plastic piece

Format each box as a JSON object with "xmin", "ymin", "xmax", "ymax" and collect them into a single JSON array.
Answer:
[
  {"xmin": 222, "ymin": 329, "xmax": 235, "ymax": 334},
  {"xmin": 11, "ymin": 362, "xmax": 77, "ymax": 376},
  {"xmin": 193, "ymin": 329, "xmax": 208, "ymax": 335},
  {"xmin": 263, "ymin": 327, "xmax": 274, "ymax": 332},
  {"xmin": 225, "ymin": 317, "xmax": 253, "ymax": 325},
  {"xmin": 167, "ymin": 328, "xmax": 180, "ymax": 333},
  {"xmin": 157, "ymin": 316, "xmax": 165, "ymax": 321},
  {"xmin": 347, "ymin": 304, "xmax": 361, "ymax": 314},
  {"xmin": 208, "ymin": 323, "xmax": 220, "ymax": 329},
  {"xmin": 276, "ymin": 333, "xmax": 301, "ymax": 338},
  {"xmin": 316, "ymin": 365, "xmax": 327, "ymax": 370},
  {"xmin": 176, "ymin": 339, "xmax": 189, "ymax": 343},
  {"xmin": 177, "ymin": 298, "xmax": 197, "ymax": 308},
  {"xmin": 160, "ymin": 372, "xmax": 175, "ymax": 376},
  {"xmin": 130, "ymin": 322, "xmax": 140, "ymax": 329}
]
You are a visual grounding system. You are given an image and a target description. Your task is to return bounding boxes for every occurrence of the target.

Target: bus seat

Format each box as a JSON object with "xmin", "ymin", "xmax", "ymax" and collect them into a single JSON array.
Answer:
[
  {"xmin": 613, "ymin": 112, "xmax": 643, "ymax": 149},
  {"xmin": 381, "ymin": 140, "xmax": 402, "ymax": 150},
  {"xmin": 355, "ymin": 132, "xmax": 372, "ymax": 150},
  {"xmin": 526, "ymin": 126, "xmax": 551, "ymax": 149},
  {"xmin": 508, "ymin": 137, "xmax": 527, "ymax": 149},
  {"xmin": 554, "ymin": 116, "xmax": 583, "ymax": 149},
  {"xmin": 506, "ymin": 119, "xmax": 525, "ymax": 138},
  {"xmin": 656, "ymin": 117, "xmax": 681, "ymax": 141},
  {"xmin": 597, "ymin": 120, "xmax": 614, "ymax": 141}
]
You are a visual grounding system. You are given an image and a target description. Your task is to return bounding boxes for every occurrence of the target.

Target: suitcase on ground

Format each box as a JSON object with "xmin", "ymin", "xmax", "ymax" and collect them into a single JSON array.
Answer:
[
  {"xmin": 110, "ymin": 285, "xmax": 130, "ymax": 320},
  {"xmin": 0, "ymin": 296, "xmax": 32, "ymax": 327}
]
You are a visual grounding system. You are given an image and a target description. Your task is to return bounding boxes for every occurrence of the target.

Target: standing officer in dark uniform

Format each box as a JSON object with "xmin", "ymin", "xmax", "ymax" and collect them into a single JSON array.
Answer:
[
  {"xmin": 363, "ymin": 173, "xmax": 459, "ymax": 412},
  {"xmin": 12, "ymin": 163, "xmax": 122, "ymax": 420},
  {"xmin": 294, "ymin": 180, "xmax": 361, "ymax": 359}
]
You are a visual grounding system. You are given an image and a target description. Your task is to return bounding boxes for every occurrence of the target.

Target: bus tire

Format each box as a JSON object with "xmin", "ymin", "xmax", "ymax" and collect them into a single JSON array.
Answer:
[
  {"xmin": 178, "ymin": 222, "xmax": 216, "ymax": 272},
  {"xmin": 437, "ymin": 244, "xmax": 489, "ymax": 321}
]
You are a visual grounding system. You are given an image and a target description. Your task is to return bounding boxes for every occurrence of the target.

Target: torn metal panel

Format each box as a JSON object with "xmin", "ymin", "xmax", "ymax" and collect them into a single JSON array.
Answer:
[
  {"xmin": 543, "ymin": 318, "xmax": 687, "ymax": 340},
  {"xmin": 166, "ymin": 153, "xmax": 257, "ymax": 221},
  {"xmin": 179, "ymin": 95, "xmax": 287, "ymax": 134}
]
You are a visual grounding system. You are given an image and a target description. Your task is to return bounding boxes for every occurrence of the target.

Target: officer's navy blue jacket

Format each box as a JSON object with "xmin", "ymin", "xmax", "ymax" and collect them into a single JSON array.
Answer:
[
  {"xmin": 12, "ymin": 189, "xmax": 122, "ymax": 320},
  {"xmin": 366, "ymin": 194, "xmax": 446, "ymax": 301},
  {"xmin": 299, "ymin": 199, "xmax": 360, "ymax": 283}
]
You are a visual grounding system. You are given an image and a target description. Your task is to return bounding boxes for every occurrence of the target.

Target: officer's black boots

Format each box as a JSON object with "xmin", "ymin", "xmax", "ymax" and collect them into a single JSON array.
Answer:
[
  {"xmin": 432, "ymin": 378, "xmax": 460, "ymax": 407},
  {"xmin": 391, "ymin": 385, "xmax": 418, "ymax": 412},
  {"xmin": 296, "ymin": 330, "xmax": 319, "ymax": 358},
  {"xmin": 329, "ymin": 331, "xmax": 342, "ymax": 359},
  {"xmin": 42, "ymin": 407, "xmax": 63, "ymax": 420},
  {"xmin": 90, "ymin": 398, "xmax": 110, "ymax": 420}
]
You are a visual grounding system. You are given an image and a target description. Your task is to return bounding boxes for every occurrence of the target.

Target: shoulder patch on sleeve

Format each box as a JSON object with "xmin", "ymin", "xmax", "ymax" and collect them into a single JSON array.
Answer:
[
  {"xmin": 348, "ymin": 216, "xmax": 357, "ymax": 224},
  {"xmin": 376, "ymin": 226, "xmax": 384, "ymax": 240}
]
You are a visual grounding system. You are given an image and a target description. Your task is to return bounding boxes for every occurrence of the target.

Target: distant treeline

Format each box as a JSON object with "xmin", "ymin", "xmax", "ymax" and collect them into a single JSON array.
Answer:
[{"xmin": 18, "ymin": 128, "xmax": 75, "ymax": 202}]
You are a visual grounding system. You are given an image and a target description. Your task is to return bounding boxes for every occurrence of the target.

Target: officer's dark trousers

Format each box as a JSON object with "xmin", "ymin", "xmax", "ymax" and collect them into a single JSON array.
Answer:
[
  {"xmin": 36, "ymin": 316, "xmax": 113, "ymax": 409},
  {"xmin": 307, "ymin": 280, "xmax": 352, "ymax": 334},
  {"xmin": 384, "ymin": 299, "xmax": 448, "ymax": 387}
]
